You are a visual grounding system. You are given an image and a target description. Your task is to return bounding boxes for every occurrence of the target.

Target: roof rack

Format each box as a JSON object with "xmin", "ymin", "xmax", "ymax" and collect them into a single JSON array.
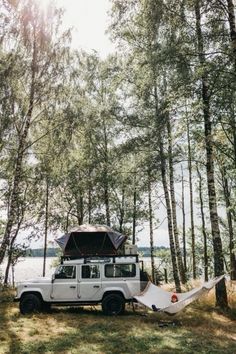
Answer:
[{"xmin": 61, "ymin": 254, "xmax": 139, "ymax": 264}]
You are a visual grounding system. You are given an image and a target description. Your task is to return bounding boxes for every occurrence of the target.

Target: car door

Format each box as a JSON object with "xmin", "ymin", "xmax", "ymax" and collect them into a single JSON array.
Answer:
[
  {"xmin": 51, "ymin": 265, "xmax": 78, "ymax": 301},
  {"xmin": 78, "ymin": 264, "xmax": 102, "ymax": 301}
]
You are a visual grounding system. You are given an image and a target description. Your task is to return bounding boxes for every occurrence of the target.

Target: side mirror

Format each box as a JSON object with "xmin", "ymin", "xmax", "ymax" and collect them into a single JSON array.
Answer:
[{"xmin": 52, "ymin": 274, "xmax": 55, "ymax": 283}]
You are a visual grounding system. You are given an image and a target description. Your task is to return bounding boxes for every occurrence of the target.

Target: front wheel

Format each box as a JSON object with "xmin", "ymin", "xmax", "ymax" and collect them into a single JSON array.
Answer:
[
  {"xmin": 20, "ymin": 294, "xmax": 42, "ymax": 315},
  {"xmin": 102, "ymin": 294, "xmax": 125, "ymax": 316},
  {"xmin": 42, "ymin": 302, "xmax": 52, "ymax": 312}
]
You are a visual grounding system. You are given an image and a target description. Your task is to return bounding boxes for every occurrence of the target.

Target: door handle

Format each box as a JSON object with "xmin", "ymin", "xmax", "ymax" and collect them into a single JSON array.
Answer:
[
  {"xmin": 93, "ymin": 285, "xmax": 100, "ymax": 288},
  {"xmin": 70, "ymin": 286, "xmax": 76, "ymax": 289}
]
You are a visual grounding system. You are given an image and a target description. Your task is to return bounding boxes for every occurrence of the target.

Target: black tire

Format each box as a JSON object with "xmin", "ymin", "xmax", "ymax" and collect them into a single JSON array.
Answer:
[
  {"xmin": 20, "ymin": 294, "xmax": 42, "ymax": 315},
  {"xmin": 102, "ymin": 294, "xmax": 125, "ymax": 316},
  {"xmin": 42, "ymin": 302, "xmax": 52, "ymax": 313}
]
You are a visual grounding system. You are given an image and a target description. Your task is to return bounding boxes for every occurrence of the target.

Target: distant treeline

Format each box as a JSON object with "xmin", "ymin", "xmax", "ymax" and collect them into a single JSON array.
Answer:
[
  {"xmin": 25, "ymin": 246, "xmax": 169, "ymax": 258},
  {"xmin": 25, "ymin": 248, "xmax": 61, "ymax": 257},
  {"xmin": 139, "ymin": 246, "xmax": 168, "ymax": 257}
]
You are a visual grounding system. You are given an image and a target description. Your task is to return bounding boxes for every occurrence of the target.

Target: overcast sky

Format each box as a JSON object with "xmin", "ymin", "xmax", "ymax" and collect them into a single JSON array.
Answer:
[{"xmin": 40, "ymin": 0, "xmax": 116, "ymax": 57}]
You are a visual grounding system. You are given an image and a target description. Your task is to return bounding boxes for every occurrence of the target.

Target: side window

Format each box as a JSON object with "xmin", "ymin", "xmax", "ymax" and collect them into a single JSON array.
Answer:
[
  {"xmin": 82, "ymin": 265, "xmax": 100, "ymax": 279},
  {"xmin": 105, "ymin": 264, "xmax": 136, "ymax": 278},
  {"xmin": 55, "ymin": 265, "xmax": 76, "ymax": 279}
]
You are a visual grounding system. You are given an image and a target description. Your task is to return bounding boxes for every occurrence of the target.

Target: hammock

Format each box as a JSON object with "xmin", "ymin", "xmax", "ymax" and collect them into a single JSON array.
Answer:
[{"xmin": 134, "ymin": 275, "xmax": 225, "ymax": 315}]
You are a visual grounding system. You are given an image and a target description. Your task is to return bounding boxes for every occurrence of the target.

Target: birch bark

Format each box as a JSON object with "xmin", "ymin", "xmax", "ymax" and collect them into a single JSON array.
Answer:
[{"xmin": 194, "ymin": 0, "xmax": 228, "ymax": 308}]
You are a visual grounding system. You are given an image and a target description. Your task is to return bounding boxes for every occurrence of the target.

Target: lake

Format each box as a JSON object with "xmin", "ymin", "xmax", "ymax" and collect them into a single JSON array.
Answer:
[
  {"xmin": 0, "ymin": 256, "xmax": 157, "ymax": 284},
  {"xmin": 0, "ymin": 257, "xmax": 57, "ymax": 284}
]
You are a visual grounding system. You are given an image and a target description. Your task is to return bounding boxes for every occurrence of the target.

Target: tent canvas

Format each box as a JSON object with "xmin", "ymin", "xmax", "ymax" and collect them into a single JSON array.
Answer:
[
  {"xmin": 134, "ymin": 275, "xmax": 225, "ymax": 315},
  {"xmin": 56, "ymin": 224, "xmax": 127, "ymax": 256}
]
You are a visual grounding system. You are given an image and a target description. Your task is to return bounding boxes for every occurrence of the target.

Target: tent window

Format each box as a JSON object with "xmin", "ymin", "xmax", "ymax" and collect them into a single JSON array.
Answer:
[
  {"xmin": 82, "ymin": 265, "xmax": 100, "ymax": 279},
  {"xmin": 105, "ymin": 264, "xmax": 136, "ymax": 278}
]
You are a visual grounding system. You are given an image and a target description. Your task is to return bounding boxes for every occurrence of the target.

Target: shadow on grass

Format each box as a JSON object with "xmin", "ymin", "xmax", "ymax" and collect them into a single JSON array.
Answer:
[
  {"xmin": 1, "ymin": 299, "xmax": 236, "ymax": 354},
  {"xmin": 14, "ymin": 313, "xmax": 170, "ymax": 354},
  {"xmin": 216, "ymin": 307, "xmax": 236, "ymax": 321},
  {"xmin": 0, "ymin": 292, "xmax": 23, "ymax": 354},
  {"xmin": 19, "ymin": 306, "xmax": 236, "ymax": 354}
]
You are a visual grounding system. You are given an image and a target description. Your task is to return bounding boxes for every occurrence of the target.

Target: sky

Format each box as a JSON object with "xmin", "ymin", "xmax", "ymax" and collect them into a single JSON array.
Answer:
[{"xmin": 39, "ymin": 0, "xmax": 116, "ymax": 57}]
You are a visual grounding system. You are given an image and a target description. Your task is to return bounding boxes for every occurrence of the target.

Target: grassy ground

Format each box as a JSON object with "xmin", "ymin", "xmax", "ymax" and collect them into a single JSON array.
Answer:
[{"xmin": 0, "ymin": 284, "xmax": 236, "ymax": 354}]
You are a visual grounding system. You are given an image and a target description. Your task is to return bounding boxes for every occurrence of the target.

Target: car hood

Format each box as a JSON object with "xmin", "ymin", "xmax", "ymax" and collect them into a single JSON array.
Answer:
[{"xmin": 18, "ymin": 277, "xmax": 52, "ymax": 285}]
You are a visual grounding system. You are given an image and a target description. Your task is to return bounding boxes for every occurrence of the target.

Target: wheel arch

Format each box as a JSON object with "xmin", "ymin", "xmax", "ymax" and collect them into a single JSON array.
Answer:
[
  {"xmin": 20, "ymin": 291, "xmax": 43, "ymax": 302},
  {"xmin": 102, "ymin": 290, "xmax": 125, "ymax": 300}
]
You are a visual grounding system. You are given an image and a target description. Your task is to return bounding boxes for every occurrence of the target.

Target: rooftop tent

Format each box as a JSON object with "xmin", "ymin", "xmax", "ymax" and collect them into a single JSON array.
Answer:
[{"xmin": 55, "ymin": 224, "xmax": 127, "ymax": 256}]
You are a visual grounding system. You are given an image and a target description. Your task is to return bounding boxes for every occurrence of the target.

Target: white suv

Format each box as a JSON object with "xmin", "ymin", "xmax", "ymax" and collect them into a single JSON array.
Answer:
[{"xmin": 15, "ymin": 255, "xmax": 146, "ymax": 316}]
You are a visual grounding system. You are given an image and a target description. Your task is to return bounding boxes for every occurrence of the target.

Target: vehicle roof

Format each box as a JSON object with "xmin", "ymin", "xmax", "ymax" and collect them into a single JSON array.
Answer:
[{"xmin": 63, "ymin": 256, "xmax": 138, "ymax": 265}]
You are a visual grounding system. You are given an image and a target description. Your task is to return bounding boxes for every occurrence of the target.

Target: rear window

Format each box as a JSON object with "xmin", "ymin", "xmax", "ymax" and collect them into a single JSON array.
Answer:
[{"xmin": 105, "ymin": 264, "xmax": 136, "ymax": 278}]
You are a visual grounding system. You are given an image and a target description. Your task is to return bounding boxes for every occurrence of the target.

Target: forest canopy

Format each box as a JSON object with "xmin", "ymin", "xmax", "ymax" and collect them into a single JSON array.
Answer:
[{"xmin": 0, "ymin": 0, "xmax": 236, "ymax": 309}]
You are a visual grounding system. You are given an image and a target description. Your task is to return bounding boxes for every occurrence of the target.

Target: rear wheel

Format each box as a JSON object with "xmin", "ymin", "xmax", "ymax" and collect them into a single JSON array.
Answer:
[
  {"xmin": 102, "ymin": 294, "xmax": 125, "ymax": 316},
  {"xmin": 20, "ymin": 294, "xmax": 42, "ymax": 315}
]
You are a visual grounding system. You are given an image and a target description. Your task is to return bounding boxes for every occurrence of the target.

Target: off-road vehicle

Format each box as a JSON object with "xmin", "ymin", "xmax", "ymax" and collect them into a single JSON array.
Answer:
[{"xmin": 15, "ymin": 255, "xmax": 148, "ymax": 315}]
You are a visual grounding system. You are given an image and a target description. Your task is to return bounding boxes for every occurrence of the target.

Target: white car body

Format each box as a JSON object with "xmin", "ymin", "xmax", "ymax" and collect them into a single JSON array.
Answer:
[{"xmin": 15, "ymin": 255, "xmax": 145, "ymax": 315}]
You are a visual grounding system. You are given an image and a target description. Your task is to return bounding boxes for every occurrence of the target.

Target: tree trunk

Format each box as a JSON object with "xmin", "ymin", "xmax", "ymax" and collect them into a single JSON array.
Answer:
[
  {"xmin": 167, "ymin": 115, "xmax": 186, "ymax": 284},
  {"xmin": 88, "ymin": 134, "xmax": 92, "ymax": 224},
  {"xmin": 226, "ymin": 0, "xmax": 236, "ymax": 173},
  {"xmin": 4, "ymin": 216, "xmax": 23, "ymax": 285},
  {"xmin": 104, "ymin": 179, "xmax": 110, "ymax": 226},
  {"xmin": 187, "ymin": 116, "xmax": 196, "ymax": 279},
  {"xmin": 132, "ymin": 175, "xmax": 137, "ymax": 245},
  {"xmin": 4, "ymin": 250, "xmax": 12, "ymax": 286},
  {"xmin": 196, "ymin": 164, "xmax": 208, "ymax": 282},
  {"xmin": 66, "ymin": 206, "xmax": 72, "ymax": 233},
  {"xmin": 181, "ymin": 165, "xmax": 187, "ymax": 272},
  {"xmin": 119, "ymin": 187, "xmax": 125, "ymax": 233},
  {"xmin": 227, "ymin": 0, "xmax": 236, "ymax": 62},
  {"xmin": 232, "ymin": 111, "xmax": 236, "ymax": 169},
  {"xmin": 0, "ymin": 37, "xmax": 37, "ymax": 264},
  {"xmin": 103, "ymin": 118, "xmax": 110, "ymax": 226},
  {"xmin": 148, "ymin": 170, "xmax": 155, "ymax": 283},
  {"xmin": 88, "ymin": 187, "xmax": 92, "ymax": 224},
  {"xmin": 195, "ymin": 0, "xmax": 228, "ymax": 309},
  {"xmin": 43, "ymin": 178, "xmax": 49, "ymax": 277},
  {"xmin": 160, "ymin": 139, "xmax": 181, "ymax": 292},
  {"xmin": 153, "ymin": 83, "xmax": 181, "ymax": 291},
  {"xmin": 221, "ymin": 167, "xmax": 236, "ymax": 280},
  {"xmin": 11, "ymin": 266, "xmax": 15, "ymax": 288},
  {"xmin": 76, "ymin": 191, "xmax": 84, "ymax": 225}
]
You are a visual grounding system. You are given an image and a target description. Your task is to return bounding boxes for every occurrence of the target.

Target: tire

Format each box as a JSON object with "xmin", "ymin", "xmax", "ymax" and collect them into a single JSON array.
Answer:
[
  {"xmin": 20, "ymin": 294, "xmax": 42, "ymax": 315},
  {"xmin": 42, "ymin": 302, "xmax": 52, "ymax": 313},
  {"xmin": 102, "ymin": 294, "xmax": 125, "ymax": 316}
]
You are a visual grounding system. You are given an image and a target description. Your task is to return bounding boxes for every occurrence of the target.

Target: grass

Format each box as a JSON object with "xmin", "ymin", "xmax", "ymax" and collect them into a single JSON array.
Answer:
[{"xmin": 0, "ymin": 284, "xmax": 236, "ymax": 354}]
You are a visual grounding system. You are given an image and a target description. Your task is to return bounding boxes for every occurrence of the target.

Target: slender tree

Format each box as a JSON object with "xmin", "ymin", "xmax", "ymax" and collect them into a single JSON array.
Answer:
[
  {"xmin": 220, "ymin": 167, "xmax": 236, "ymax": 280},
  {"xmin": 196, "ymin": 164, "xmax": 208, "ymax": 281},
  {"xmin": 148, "ymin": 170, "xmax": 155, "ymax": 282},
  {"xmin": 181, "ymin": 165, "xmax": 187, "ymax": 272},
  {"xmin": 42, "ymin": 178, "xmax": 49, "ymax": 277},
  {"xmin": 194, "ymin": 0, "xmax": 228, "ymax": 308},
  {"xmin": 186, "ymin": 115, "xmax": 196, "ymax": 279},
  {"xmin": 167, "ymin": 114, "xmax": 187, "ymax": 283}
]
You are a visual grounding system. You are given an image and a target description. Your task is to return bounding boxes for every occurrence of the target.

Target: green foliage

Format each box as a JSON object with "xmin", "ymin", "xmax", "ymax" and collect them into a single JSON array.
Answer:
[{"xmin": 0, "ymin": 0, "xmax": 236, "ymax": 291}]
